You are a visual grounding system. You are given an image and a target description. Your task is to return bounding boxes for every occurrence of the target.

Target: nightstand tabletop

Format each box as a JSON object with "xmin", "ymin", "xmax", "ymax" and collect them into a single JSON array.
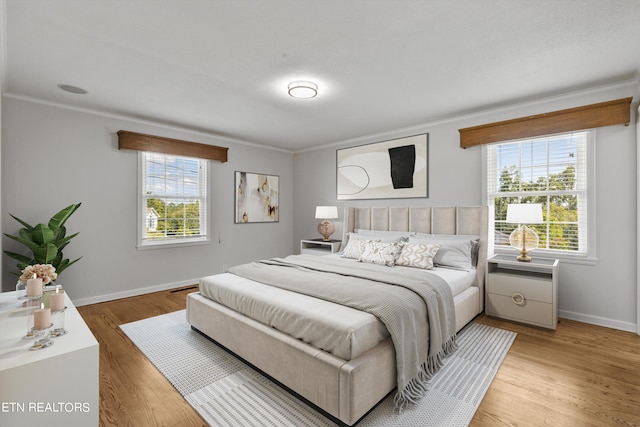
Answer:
[{"xmin": 489, "ymin": 254, "xmax": 559, "ymax": 268}]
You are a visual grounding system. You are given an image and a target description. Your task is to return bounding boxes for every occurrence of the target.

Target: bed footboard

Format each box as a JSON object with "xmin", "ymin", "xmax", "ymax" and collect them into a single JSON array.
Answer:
[{"xmin": 186, "ymin": 292, "xmax": 395, "ymax": 426}]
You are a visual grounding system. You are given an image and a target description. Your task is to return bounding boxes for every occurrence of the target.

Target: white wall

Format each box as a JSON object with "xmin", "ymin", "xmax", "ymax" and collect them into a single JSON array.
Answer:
[
  {"xmin": 2, "ymin": 81, "xmax": 637, "ymax": 331},
  {"xmin": 637, "ymin": 104, "xmax": 640, "ymax": 335},
  {"xmin": 1, "ymin": 97, "xmax": 294, "ymax": 305},
  {"xmin": 0, "ymin": 1, "xmax": 5, "ymax": 283},
  {"xmin": 293, "ymin": 81, "xmax": 639, "ymax": 332}
]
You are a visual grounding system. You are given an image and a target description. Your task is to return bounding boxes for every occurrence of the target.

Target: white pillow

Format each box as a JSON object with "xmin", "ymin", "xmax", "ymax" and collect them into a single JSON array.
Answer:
[
  {"xmin": 354, "ymin": 229, "xmax": 414, "ymax": 243},
  {"xmin": 414, "ymin": 233, "xmax": 479, "ymax": 240},
  {"xmin": 395, "ymin": 243, "xmax": 440, "ymax": 269},
  {"xmin": 358, "ymin": 241, "xmax": 404, "ymax": 267},
  {"xmin": 341, "ymin": 234, "xmax": 380, "ymax": 260}
]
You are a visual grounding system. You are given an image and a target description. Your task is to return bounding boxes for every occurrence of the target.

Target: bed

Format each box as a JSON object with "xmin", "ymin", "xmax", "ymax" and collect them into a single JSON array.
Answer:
[{"xmin": 186, "ymin": 206, "xmax": 488, "ymax": 425}]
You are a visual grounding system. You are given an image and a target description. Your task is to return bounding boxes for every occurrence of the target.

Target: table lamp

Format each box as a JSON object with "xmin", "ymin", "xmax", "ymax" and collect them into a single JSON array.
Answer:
[
  {"xmin": 315, "ymin": 206, "xmax": 338, "ymax": 241},
  {"xmin": 506, "ymin": 203, "xmax": 543, "ymax": 262}
]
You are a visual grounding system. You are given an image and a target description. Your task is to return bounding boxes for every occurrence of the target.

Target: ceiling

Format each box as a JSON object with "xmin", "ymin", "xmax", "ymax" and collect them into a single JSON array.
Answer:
[{"xmin": 3, "ymin": 0, "xmax": 640, "ymax": 152}]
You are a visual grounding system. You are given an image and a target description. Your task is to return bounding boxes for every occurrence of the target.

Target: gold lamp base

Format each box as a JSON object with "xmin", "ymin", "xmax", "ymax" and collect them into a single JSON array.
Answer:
[
  {"xmin": 509, "ymin": 225, "xmax": 539, "ymax": 262},
  {"xmin": 516, "ymin": 250, "xmax": 532, "ymax": 262}
]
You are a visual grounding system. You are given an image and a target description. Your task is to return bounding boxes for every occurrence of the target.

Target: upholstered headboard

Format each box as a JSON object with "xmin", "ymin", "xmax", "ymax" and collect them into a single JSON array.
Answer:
[{"xmin": 340, "ymin": 206, "xmax": 488, "ymax": 312}]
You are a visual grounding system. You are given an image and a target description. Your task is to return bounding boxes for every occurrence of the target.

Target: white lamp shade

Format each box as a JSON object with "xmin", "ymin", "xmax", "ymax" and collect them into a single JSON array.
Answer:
[
  {"xmin": 506, "ymin": 203, "xmax": 543, "ymax": 224},
  {"xmin": 315, "ymin": 206, "xmax": 338, "ymax": 219}
]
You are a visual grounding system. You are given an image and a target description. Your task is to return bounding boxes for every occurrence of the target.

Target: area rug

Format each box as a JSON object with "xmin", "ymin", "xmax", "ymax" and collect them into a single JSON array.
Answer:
[{"xmin": 121, "ymin": 310, "xmax": 516, "ymax": 426}]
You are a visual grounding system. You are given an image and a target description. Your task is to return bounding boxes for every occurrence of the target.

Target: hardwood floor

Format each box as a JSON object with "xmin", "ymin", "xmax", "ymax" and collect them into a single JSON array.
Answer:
[
  {"xmin": 78, "ymin": 287, "xmax": 640, "ymax": 427},
  {"xmin": 473, "ymin": 316, "xmax": 640, "ymax": 426},
  {"xmin": 78, "ymin": 285, "xmax": 206, "ymax": 427}
]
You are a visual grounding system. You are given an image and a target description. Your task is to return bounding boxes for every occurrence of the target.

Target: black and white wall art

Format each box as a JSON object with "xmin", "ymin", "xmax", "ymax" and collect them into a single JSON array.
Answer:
[{"xmin": 336, "ymin": 134, "xmax": 428, "ymax": 200}]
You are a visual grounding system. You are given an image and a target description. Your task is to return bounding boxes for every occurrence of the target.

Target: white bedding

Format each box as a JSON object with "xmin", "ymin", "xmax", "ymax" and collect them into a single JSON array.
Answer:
[{"xmin": 199, "ymin": 255, "xmax": 476, "ymax": 361}]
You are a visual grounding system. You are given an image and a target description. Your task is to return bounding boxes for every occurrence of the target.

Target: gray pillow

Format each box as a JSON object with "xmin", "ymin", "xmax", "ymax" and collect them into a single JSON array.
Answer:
[
  {"xmin": 413, "ymin": 234, "xmax": 480, "ymax": 266},
  {"xmin": 408, "ymin": 235, "xmax": 475, "ymax": 271}
]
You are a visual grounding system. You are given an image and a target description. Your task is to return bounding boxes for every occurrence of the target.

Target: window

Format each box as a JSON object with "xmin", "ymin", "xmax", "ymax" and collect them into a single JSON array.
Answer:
[
  {"xmin": 139, "ymin": 152, "xmax": 208, "ymax": 247},
  {"xmin": 486, "ymin": 131, "xmax": 592, "ymax": 257}
]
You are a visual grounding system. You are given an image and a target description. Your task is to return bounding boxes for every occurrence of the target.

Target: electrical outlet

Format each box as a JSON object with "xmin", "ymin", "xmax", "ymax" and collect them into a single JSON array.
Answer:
[{"xmin": 222, "ymin": 264, "xmax": 228, "ymax": 272}]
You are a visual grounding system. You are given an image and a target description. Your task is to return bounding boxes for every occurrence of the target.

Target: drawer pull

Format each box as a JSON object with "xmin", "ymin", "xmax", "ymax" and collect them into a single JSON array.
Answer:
[{"xmin": 511, "ymin": 292, "xmax": 526, "ymax": 306}]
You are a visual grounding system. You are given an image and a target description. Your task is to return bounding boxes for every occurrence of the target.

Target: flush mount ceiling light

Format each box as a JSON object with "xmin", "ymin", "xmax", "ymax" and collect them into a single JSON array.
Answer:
[
  {"xmin": 288, "ymin": 80, "xmax": 317, "ymax": 99},
  {"xmin": 57, "ymin": 84, "xmax": 88, "ymax": 95}
]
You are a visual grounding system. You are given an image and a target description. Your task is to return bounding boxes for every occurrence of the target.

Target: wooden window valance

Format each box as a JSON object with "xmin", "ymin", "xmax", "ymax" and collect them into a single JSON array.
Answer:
[
  {"xmin": 458, "ymin": 97, "xmax": 633, "ymax": 149},
  {"xmin": 117, "ymin": 130, "xmax": 228, "ymax": 162}
]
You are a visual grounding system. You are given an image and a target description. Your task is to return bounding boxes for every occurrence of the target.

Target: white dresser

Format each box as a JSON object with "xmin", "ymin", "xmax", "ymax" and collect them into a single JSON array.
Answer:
[
  {"xmin": 486, "ymin": 254, "xmax": 559, "ymax": 330},
  {"xmin": 0, "ymin": 290, "xmax": 99, "ymax": 427}
]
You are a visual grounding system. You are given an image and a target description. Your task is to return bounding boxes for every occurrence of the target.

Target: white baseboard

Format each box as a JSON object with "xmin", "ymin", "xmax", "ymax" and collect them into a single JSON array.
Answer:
[
  {"xmin": 559, "ymin": 309, "xmax": 637, "ymax": 333},
  {"xmin": 72, "ymin": 283, "xmax": 638, "ymax": 334},
  {"xmin": 72, "ymin": 278, "xmax": 200, "ymax": 307}
]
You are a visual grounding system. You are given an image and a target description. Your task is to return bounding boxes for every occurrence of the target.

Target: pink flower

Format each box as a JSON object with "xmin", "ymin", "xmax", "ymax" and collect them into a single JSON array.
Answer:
[{"xmin": 18, "ymin": 264, "xmax": 58, "ymax": 285}]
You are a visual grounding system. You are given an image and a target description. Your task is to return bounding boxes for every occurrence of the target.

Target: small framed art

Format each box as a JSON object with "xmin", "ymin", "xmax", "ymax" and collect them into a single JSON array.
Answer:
[{"xmin": 235, "ymin": 171, "xmax": 279, "ymax": 223}]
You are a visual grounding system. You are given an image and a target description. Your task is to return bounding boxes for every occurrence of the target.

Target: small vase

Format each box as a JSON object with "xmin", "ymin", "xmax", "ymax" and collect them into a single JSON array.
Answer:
[{"xmin": 16, "ymin": 281, "xmax": 27, "ymax": 299}]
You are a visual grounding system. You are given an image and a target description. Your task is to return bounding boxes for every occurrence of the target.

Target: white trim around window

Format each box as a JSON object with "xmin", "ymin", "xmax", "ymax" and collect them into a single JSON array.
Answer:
[
  {"xmin": 483, "ymin": 130, "xmax": 596, "ymax": 264},
  {"xmin": 137, "ymin": 151, "xmax": 210, "ymax": 249}
]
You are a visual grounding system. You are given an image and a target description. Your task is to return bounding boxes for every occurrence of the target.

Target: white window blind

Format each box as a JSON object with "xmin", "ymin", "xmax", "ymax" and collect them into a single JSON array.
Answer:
[
  {"xmin": 487, "ymin": 131, "xmax": 590, "ymax": 255},
  {"xmin": 139, "ymin": 152, "xmax": 208, "ymax": 247}
]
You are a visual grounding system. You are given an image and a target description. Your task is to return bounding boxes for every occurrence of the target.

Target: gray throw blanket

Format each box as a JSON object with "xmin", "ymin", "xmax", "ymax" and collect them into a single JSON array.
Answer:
[{"xmin": 228, "ymin": 254, "xmax": 457, "ymax": 410}]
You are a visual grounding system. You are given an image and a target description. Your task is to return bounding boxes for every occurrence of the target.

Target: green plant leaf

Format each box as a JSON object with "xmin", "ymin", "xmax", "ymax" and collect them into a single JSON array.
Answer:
[
  {"xmin": 3, "ymin": 250, "xmax": 34, "ymax": 265},
  {"xmin": 32, "ymin": 224, "xmax": 56, "ymax": 245},
  {"xmin": 56, "ymin": 258, "xmax": 68, "ymax": 272},
  {"xmin": 9, "ymin": 260, "xmax": 32, "ymax": 275},
  {"xmin": 51, "ymin": 252, "xmax": 63, "ymax": 267},
  {"xmin": 48, "ymin": 203, "xmax": 81, "ymax": 232},
  {"xmin": 54, "ymin": 225, "xmax": 67, "ymax": 241},
  {"xmin": 19, "ymin": 228, "xmax": 33, "ymax": 242},
  {"xmin": 8, "ymin": 214, "xmax": 34, "ymax": 231},
  {"xmin": 5, "ymin": 203, "xmax": 81, "ymax": 278},
  {"xmin": 3, "ymin": 233, "xmax": 38, "ymax": 252},
  {"xmin": 33, "ymin": 243, "xmax": 58, "ymax": 264},
  {"xmin": 56, "ymin": 232, "xmax": 79, "ymax": 251},
  {"xmin": 56, "ymin": 257, "xmax": 82, "ymax": 275}
]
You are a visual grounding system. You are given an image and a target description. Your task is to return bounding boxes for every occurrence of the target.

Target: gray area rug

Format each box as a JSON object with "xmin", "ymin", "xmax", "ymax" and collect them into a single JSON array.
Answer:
[{"xmin": 121, "ymin": 310, "xmax": 516, "ymax": 426}]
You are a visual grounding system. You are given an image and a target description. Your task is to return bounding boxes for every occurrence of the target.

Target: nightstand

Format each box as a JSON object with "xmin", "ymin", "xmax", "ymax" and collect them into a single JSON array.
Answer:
[
  {"xmin": 300, "ymin": 239, "xmax": 342, "ymax": 256},
  {"xmin": 486, "ymin": 254, "xmax": 559, "ymax": 329}
]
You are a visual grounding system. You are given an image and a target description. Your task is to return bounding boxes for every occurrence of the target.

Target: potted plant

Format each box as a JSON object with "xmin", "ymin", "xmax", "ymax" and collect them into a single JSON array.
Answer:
[{"xmin": 4, "ymin": 203, "xmax": 82, "ymax": 281}]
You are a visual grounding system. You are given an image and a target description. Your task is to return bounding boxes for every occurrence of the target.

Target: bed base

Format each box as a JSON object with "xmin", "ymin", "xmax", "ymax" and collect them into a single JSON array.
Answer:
[
  {"xmin": 187, "ymin": 292, "xmax": 396, "ymax": 425},
  {"xmin": 186, "ymin": 206, "xmax": 488, "ymax": 425},
  {"xmin": 186, "ymin": 287, "xmax": 480, "ymax": 425}
]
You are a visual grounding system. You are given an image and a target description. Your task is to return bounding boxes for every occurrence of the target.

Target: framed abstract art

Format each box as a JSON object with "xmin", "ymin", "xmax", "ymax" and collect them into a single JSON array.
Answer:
[
  {"xmin": 235, "ymin": 171, "xmax": 279, "ymax": 223},
  {"xmin": 336, "ymin": 133, "xmax": 428, "ymax": 200}
]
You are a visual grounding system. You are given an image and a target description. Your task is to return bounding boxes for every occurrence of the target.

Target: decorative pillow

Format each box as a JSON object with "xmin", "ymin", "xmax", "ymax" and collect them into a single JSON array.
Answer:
[
  {"xmin": 341, "ymin": 235, "xmax": 379, "ymax": 260},
  {"xmin": 409, "ymin": 236, "xmax": 474, "ymax": 270},
  {"xmin": 395, "ymin": 243, "xmax": 440, "ymax": 269},
  {"xmin": 358, "ymin": 241, "xmax": 404, "ymax": 267},
  {"xmin": 413, "ymin": 234, "xmax": 480, "ymax": 266}
]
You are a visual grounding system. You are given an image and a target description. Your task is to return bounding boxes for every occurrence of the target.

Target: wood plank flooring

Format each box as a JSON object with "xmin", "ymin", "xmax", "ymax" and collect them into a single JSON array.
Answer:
[
  {"xmin": 77, "ymin": 287, "xmax": 640, "ymax": 427},
  {"xmin": 78, "ymin": 286, "xmax": 205, "ymax": 427}
]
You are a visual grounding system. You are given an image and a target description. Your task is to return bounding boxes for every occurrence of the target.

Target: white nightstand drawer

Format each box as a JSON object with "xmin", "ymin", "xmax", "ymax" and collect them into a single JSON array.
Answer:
[
  {"xmin": 486, "ymin": 293, "xmax": 554, "ymax": 328},
  {"xmin": 487, "ymin": 271, "xmax": 552, "ymax": 303}
]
